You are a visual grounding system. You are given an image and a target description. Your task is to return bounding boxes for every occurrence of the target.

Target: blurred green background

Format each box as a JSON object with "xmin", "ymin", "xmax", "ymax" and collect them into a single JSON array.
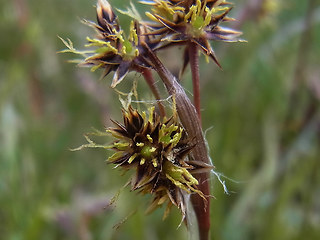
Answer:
[{"xmin": 1, "ymin": 0, "xmax": 319, "ymax": 239}]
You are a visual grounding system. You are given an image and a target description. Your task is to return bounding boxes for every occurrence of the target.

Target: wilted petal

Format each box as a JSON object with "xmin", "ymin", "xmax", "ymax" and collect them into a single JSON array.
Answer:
[
  {"xmin": 207, "ymin": 26, "xmax": 242, "ymax": 42},
  {"xmin": 100, "ymin": 55, "xmax": 123, "ymax": 64},
  {"xmin": 128, "ymin": 106, "xmax": 144, "ymax": 131},
  {"xmin": 208, "ymin": 50, "xmax": 222, "ymax": 68},
  {"xmin": 209, "ymin": 7, "xmax": 233, "ymax": 26},
  {"xmin": 206, "ymin": 33, "xmax": 238, "ymax": 42},
  {"xmin": 194, "ymin": 38, "xmax": 222, "ymax": 68},
  {"xmin": 174, "ymin": 144, "xmax": 194, "ymax": 161},
  {"xmin": 133, "ymin": 169, "xmax": 158, "ymax": 190},
  {"xmin": 223, "ymin": 16, "xmax": 237, "ymax": 22},
  {"xmin": 152, "ymin": 14, "xmax": 184, "ymax": 33},
  {"xmin": 97, "ymin": 0, "xmax": 117, "ymax": 25},
  {"xmin": 185, "ymin": 160, "xmax": 215, "ymax": 174},
  {"xmin": 162, "ymin": 202, "xmax": 173, "ymax": 220},
  {"xmin": 108, "ymin": 152, "xmax": 131, "ymax": 165},
  {"xmin": 149, "ymin": 123, "xmax": 160, "ymax": 142},
  {"xmin": 161, "ymin": 33, "xmax": 186, "ymax": 42},
  {"xmin": 110, "ymin": 119, "xmax": 129, "ymax": 136},
  {"xmin": 138, "ymin": 0, "xmax": 157, "ymax": 5},
  {"xmin": 214, "ymin": 26, "xmax": 243, "ymax": 37},
  {"xmin": 111, "ymin": 61, "xmax": 131, "ymax": 88},
  {"xmin": 95, "ymin": 64, "xmax": 110, "ymax": 80},
  {"xmin": 176, "ymin": 190, "xmax": 187, "ymax": 222},
  {"xmin": 207, "ymin": 0, "xmax": 233, "ymax": 8},
  {"xmin": 142, "ymin": 25, "xmax": 168, "ymax": 36}
]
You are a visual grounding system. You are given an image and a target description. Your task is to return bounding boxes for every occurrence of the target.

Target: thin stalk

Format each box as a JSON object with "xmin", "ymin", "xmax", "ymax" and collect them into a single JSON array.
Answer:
[
  {"xmin": 188, "ymin": 42, "xmax": 202, "ymax": 122},
  {"xmin": 143, "ymin": 43, "xmax": 211, "ymax": 240},
  {"xmin": 141, "ymin": 68, "xmax": 166, "ymax": 117}
]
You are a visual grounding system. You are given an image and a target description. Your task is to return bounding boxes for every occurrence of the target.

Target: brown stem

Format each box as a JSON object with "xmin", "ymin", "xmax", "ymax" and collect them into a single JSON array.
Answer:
[
  {"xmin": 141, "ymin": 68, "xmax": 166, "ymax": 118},
  {"xmin": 188, "ymin": 42, "xmax": 202, "ymax": 122},
  {"xmin": 143, "ymin": 43, "xmax": 211, "ymax": 240}
]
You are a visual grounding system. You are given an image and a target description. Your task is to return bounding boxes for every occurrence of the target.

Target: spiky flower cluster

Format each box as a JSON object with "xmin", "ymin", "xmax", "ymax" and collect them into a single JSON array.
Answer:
[
  {"xmin": 142, "ymin": 0, "xmax": 242, "ymax": 67},
  {"xmin": 61, "ymin": 0, "xmax": 242, "ymax": 85},
  {"xmin": 107, "ymin": 106, "xmax": 209, "ymax": 219},
  {"xmin": 60, "ymin": 0, "xmax": 153, "ymax": 88}
]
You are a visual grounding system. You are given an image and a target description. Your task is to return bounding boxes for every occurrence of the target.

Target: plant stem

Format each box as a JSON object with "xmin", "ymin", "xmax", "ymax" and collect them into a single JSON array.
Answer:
[
  {"xmin": 143, "ymin": 43, "xmax": 211, "ymax": 240},
  {"xmin": 188, "ymin": 42, "xmax": 202, "ymax": 122},
  {"xmin": 141, "ymin": 68, "xmax": 166, "ymax": 117}
]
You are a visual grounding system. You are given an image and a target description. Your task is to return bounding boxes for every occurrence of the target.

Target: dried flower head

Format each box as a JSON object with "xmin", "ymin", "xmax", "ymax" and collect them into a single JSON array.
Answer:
[
  {"xmin": 60, "ymin": 0, "xmax": 152, "ymax": 88},
  {"xmin": 142, "ymin": 0, "xmax": 243, "ymax": 67}
]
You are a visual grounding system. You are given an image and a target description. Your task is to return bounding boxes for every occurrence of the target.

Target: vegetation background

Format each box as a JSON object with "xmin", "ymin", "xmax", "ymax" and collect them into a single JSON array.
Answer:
[{"xmin": 1, "ymin": 0, "xmax": 319, "ymax": 239}]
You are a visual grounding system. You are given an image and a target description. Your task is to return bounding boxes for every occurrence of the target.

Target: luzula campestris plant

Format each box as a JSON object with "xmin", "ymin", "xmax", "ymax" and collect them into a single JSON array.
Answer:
[{"xmin": 61, "ymin": 1, "xmax": 242, "ymax": 239}]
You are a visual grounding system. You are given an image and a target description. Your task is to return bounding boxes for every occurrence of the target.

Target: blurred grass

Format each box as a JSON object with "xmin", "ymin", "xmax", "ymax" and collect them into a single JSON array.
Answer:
[{"xmin": 0, "ymin": 0, "xmax": 319, "ymax": 240}]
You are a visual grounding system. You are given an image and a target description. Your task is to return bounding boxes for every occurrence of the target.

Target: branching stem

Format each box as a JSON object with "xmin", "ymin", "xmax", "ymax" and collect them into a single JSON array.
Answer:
[
  {"xmin": 188, "ymin": 41, "xmax": 202, "ymax": 122},
  {"xmin": 143, "ymin": 43, "xmax": 211, "ymax": 240}
]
